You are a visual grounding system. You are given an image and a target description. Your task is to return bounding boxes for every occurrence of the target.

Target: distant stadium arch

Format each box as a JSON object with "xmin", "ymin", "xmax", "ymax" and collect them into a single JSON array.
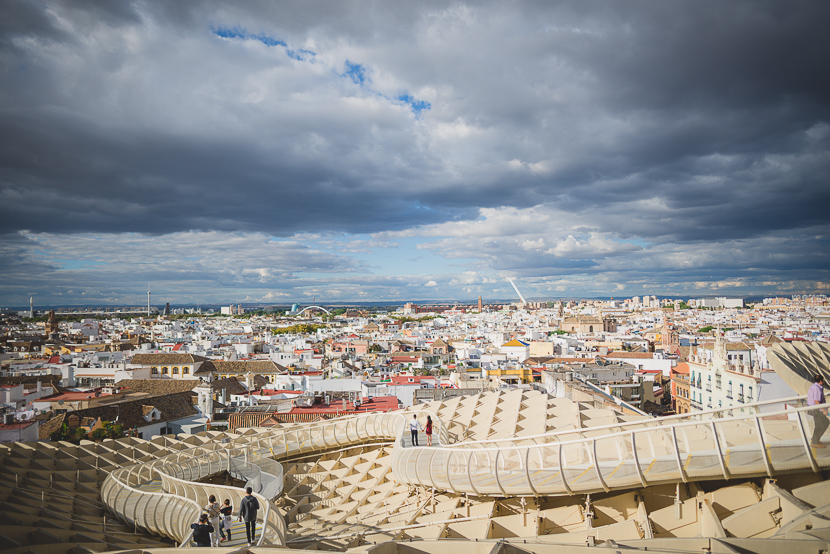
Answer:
[{"xmin": 296, "ymin": 305, "xmax": 331, "ymax": 316}]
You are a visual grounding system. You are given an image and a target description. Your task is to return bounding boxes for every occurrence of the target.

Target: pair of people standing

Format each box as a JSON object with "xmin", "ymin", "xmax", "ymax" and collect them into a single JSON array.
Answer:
[
  {"xmin": 409, "ymin": 414, "xmax": 433, "ymax": 446},
  {"xmin": 192, "ymin": 487, "xmax": 260, "ymax": 547},
  {"xmin": 203, "ymin": 495, "xmax": 234, "ymax": 546}
]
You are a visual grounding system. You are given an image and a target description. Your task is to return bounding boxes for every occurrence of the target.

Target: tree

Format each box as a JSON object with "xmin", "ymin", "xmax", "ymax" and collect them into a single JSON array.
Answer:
[
  {"xmin": 72, "ymin": 428, "xmax": 89, "ymax": 443},
  {"xmin": 51, "ymin": 424, "xmax": 90, "ymax": 444},
  {"xmin": 49, "ymin": 423, "xmax": 70, "ymax": 442},
  {"xmin": 104, "ymin": 421, "xmax": 124, "ymax": 439},
  {"xmin": 90, "ymin": 428, "xmax": 108, "ymax": 442},
  {"xmin": 272, "ymin": 323, "xmax": 326, "ymax": 335}
]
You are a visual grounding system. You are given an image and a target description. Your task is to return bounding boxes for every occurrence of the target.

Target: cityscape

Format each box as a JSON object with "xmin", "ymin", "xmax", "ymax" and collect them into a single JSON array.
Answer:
[{"xmin": 2, "ymin": 1, "xmax": 830, "ymax": 554}]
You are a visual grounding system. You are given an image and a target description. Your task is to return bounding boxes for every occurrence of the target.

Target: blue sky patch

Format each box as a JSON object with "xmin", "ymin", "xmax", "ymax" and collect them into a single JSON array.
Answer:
[
  {"xmin": 399, "ymin": 93, "xmax": 431, "ymax": 116},
  {"xmin": 214, "ymin": 26, "xmax": 317, "ymax": 62},
  {"xmin": 343, "ymin": 61, "xmax": 368, "ymax": 85},
  {"xmin": 286, "ymin": 48, "xmax": 316, "ymax": 61},
  {"xmin": 213, "ymin": 26, "xmax": 287, "ymax": 48}
]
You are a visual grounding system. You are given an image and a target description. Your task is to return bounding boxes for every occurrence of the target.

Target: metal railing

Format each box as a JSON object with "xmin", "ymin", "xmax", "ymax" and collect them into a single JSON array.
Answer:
[
  {"xmin": 102, "ymin": 396, "xmax": 830, "ymax": 545},
  {"xmin": 390, "ymin": 398, "xmax": 830, "ymax": 497},
  {"xmin": 226, "ymin": 397, "xmax": 829, "ymax": 498},
  {"xmin": 445, "ymin": 395, "xmax": 808, "ymax": 448},
  {"xmin": 101, "ymin": 442, "xmax": 286, "ymax": 547},
  {"xmin": 100, "ymin": 409, "xmax": 444, "ymax": 547},
  {"xmin": 100, "ymin": 465, "xmax": 201, "ymax": 547}
]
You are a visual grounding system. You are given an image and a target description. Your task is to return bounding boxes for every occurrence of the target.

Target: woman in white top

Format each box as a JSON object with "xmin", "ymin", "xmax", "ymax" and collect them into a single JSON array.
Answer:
[
  {"xmin": 205, "ymin": 494, "xmax": 222, "ymax": 546},
  {"xmin": 219, "ymin": 498, "xmax": 233, "ymax": 542}
]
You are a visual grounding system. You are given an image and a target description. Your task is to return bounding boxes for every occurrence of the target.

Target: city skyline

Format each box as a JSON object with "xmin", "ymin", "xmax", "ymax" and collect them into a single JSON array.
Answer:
[{"xmin": 1, "ymin": 1, "xmax": 829, "ymax": 305}]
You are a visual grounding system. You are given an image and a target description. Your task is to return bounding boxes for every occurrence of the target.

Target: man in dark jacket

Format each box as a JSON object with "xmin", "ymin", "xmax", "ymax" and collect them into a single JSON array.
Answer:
[
  {"xmin": 238, "ymin": 486, "xmax": 260, "ymax": 545},
  {"xmin": 191, "ymin": 513, "xmax": 213, "ymax": 547}
]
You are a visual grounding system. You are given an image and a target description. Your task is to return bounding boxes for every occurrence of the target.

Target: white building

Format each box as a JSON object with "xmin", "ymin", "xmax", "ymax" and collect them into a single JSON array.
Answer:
[
  {"xmin": 499, "ymin": 338, "xmax": 530, "ymax": 362},
  {"xmin": 687, "ymin": 334, "xmax": 787, "ymax": 411}
]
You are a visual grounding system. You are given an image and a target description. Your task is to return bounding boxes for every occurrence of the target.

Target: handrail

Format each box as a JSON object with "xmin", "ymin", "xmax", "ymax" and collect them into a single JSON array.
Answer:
[
  {"xmin": 102, "ymin": 394, "xmax": 830, "ymax": 544},
  {"xmin": 100, "ymin": 408, "xmax": 442, "ymax": 547},
  {"xmin": 157, "ymin": 463, "xmax": 286, "ymax": 546},
  {"xmin": 387, "ymin": 400, "xmax": 830, "ymax": 496},
  {"xmin": 102, "ymin": 441, "xmax": 287, "ymax": 547},
  {"xmin": 446, "ymin": 395, "xmax": 808, "ymax": 448},
  {"xmin": 419, "ymin": 399, "xmax": 822, "ymax": 453},
  {"xmin": 219, "ymin": 398, "xmax": 829, "ymax": 499},
  {"xmin": 100, "ymin": 465, "xmax": 202, "ymax": 545}
]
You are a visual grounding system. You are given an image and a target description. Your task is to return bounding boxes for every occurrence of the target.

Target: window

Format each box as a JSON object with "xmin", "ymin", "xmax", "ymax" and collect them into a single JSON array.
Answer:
[
  {"xmin": 748, "ymin": 386, "xmax": 753, "ymax": 401},
  {"xmin": 719, "ymin": 400, "xmax": 722, "ymax": 407},
  {"xmin": 172, "ymin": 367, "xmax": 179, "ymax": 374},
  {"xmin": 162, "ymin": 367, "xmax": 169, "ymax": 375},
  {"xmin": 727, "ymin": 380, "xmax": 733, "ymax": 399},
  {"xmin": 151, "ymin": 367, "xmax": 159, "ymax": 375},
  {"xmin": 183, "ymin": 367, "xmax": 190, "ymax": 374}
]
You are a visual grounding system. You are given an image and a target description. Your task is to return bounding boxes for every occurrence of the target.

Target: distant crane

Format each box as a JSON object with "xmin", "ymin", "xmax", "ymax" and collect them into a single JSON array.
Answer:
[{"xmin": 506, "ymin": 278, "xmax": 527, "ymax": 305}]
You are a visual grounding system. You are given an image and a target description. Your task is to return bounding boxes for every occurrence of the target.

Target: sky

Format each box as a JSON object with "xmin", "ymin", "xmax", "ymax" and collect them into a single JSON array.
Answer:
[{"xmin": 1, "ymin": 0, "xmax": 829, "ymax": 307}]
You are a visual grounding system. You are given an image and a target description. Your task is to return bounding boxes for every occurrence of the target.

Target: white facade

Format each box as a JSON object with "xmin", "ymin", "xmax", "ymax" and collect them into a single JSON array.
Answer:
[{"xmin": 688, "ymin": 336, "xmax": 763, "ymax": 411}]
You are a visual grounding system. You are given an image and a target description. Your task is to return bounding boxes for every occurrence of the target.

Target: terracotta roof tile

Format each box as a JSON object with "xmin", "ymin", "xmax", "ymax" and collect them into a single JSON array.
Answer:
[
  {"xmin": 130, "ymin": 353, "xmax": 209, "ymax": 365},
  {"xmin": 196, "ymin": 360, "xmax": 288, "ymax": 375}
]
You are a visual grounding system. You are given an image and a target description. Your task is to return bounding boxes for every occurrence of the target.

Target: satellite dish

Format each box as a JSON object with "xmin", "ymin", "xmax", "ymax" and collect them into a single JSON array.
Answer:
[{"xmin": 58, "ymin": 400, "xmax": 65, "ymax": 406}]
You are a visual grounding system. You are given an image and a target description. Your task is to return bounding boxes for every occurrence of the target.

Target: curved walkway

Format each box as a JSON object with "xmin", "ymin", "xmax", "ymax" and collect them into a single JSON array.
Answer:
[
  {"xmin": 101, "ymin": 441, "xmax": 286, "ymax": 547},
  {"xmin": 102, "ymin": 397, "xmax": 830, "ymax": 546}
]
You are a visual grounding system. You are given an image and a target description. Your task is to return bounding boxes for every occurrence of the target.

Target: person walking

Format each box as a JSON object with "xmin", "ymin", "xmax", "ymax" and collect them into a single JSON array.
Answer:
[
  {"xmin": 219, "ymin": 498, "xmax": 233, "ymax": 542},
  {"xmin": 808, "ymin": 374, "xmax": 828, "ymax": 448},
  {"xmin": 190, "ymin": 513, "xmax": 213, "ymax": 547},
  {"xmin": 409, "ymin": 414, "xmax": 423, "ymax": 446},
  {"xmin": 425, "ymin": 415, "xmax": 433, "ymax": 446},
  {"xmin": 204, "ymin": 494, "xmax": 221, "ymax": 547},
  {"xmin": 238, "ymin": 486, "xmax": 260, "ymax": 545}
]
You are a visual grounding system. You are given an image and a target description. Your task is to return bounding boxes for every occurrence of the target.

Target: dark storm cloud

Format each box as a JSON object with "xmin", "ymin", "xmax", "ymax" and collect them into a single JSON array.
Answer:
[{"xmin": 2, "ymin": 0, "xmax": 828, "ymax": 238}]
